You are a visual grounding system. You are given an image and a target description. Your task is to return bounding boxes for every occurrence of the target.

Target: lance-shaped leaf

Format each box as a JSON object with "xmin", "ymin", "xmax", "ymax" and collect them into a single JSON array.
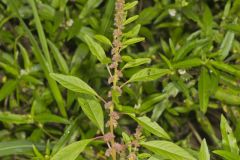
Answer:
[
  {"xmin": 94, "ymin": 34, "xmax": 112, "ymax": 46},
  {"xmin": 0, "ymin": 80, "xmax": 18, "ymax": 102},
  {"xmin": 83, "ymin": 34, "xmax": 110, "ymax": 64},
  {"xmin": 220, "ymin": 115, "xmax": 239, "ymax": 154},
  {"xmin": 199, "ymin": 139, "xmax": 210, "ymax": 160},
  {"xmin": 0, "ymin": 140, "xmax": 44, "ymax": 157},
  {"xmin": 34, "ymin": 113, "xmax": 69, "ymax": 124},
  {"xmin": 0, "ymin": 112, "xmax": 33, "ymax": 124},
  {"xmin": 51, "ymin": 139, "xmax": 92, "ymax": 160},
  {"xmin": 213, "ymin": 150, "xmax": 240, "ymax": 160},
  {"xmin": 141, "ymin": 141, "xmax": 197, "ymax": 160},
  {"xmin": 122, "ymin": 58, "xmax": 151, "ymax": 70},
  {"xmin": 128, "ymin": 114, "xmax": 170, "ymax": 140},
  {"xmin": 198, "ymin": 67, "xmax": 210, "ymax": 113},
  {"xmin": 78, "ymin": 95, "xmax": 104, "ymax": 133},
  {"xmin": 218, "ymin": 31, "xmax": 235, "ymax": 60},
  {"xmin": 128, "ymin": 68, "xmax": 171, "ymax": 82},
  {"xmin": 50, "ymin": 73, "xmax": 98, "ymax": 97}
]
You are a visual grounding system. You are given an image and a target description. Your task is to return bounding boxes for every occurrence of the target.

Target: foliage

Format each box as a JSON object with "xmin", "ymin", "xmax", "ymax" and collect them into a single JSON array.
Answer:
[{"xmin": 0, "ymin": 0, "xmax": 240, "ymax": 159}]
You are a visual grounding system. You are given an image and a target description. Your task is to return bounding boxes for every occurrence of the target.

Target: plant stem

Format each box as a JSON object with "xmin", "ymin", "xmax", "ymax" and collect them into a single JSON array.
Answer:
[{"xmin": 108, "ymin": 0, "xmax": 125, "ymax": 159}]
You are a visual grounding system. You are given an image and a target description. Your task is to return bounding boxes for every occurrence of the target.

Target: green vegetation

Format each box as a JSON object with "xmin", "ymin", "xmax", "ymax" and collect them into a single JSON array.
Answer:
[{"xmin": 0, "ymin": 0, "xmax": 240, "ymax": 159}]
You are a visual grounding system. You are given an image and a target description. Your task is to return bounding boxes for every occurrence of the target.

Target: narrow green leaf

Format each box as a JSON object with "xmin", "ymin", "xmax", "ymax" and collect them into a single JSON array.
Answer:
[
  {"xmin": 52, "ymin": 116, "xmax": 80, "ymax": 154},
  {"xmin": 122, "ymin": 58, "xmax": 151, "ymax": 70},
  {"xmin": 100, "ymin": 0, "xmax": 115, "ymax": 34},
  {"xmin": 47, "ymin": 40, "xmax": 69, "ymax": 74},
  {"xmin": 34, "ymin": 113, "xmax": 69, "ymax": 124},
  {"xmin": 0, "ymin": 140, "xmax": 44, "ymax": 157},
  {"xmin": 123, "ymin": 24, "xmax": 141, "ymax": 38},
  {"xmin": 220, "ymin": 115, "xmax": 239, "ymax": 154},
  {"xmin": 199, "ymin": 139, "xmax": 210, "ymax": 160},
  {"xmin": 218, "ymin": 31, "xmax": 235, "ymax": 60},
  {"xmin": 139, "ymin": 93, "xmax": 167, "ymax": 113},
  {"xmin": 128, "ymin": 114, "xmax": 170, "ymax": 140},
  {"xmin": 141, "ymin": 141, "xmax": 197, "ymax": 160},
  {"xmin": 172, "ymin": 58, "xmax": 203, "ymax": 69},
  {"xmin": 83, "ymin": 34, "xmax": 110, "ymax": 64},
  {"xmin": 128, "ymin": 68, "xmax": 171, "ymax": 82},
  {"xmin": 214, "ymin": 87, "xmax": 240, "ymax": 105},
  {"xmin": 213, "ymin": 150, "xmax": 240, "ymax": 160},
  {"xmin": 124, "ymin": 1, "xmax": 138, "ymax": 10},
  {"xmin": 94, "ymin": 34, "xmax": 112, "ymax": 46},
  {"xmin": 0, "ymin": 80, "xmax": 18, "ymax": 102},
  {"xmin": 173, "ymin": 39, "xmax": 208, "ymax": 61},
  {"xmin": 123, "ymin": 37, "xmax": 145, "ymax": 46},
  {"xmin": 202, "ymin": 3, "xmax": 213, "ymax": 35},
  {"xmin": 198, "ymin": 67, "xmax": 210, "ymax": 113},
  {"xmin": 28, "ymin": 0, "xmax": 53, "ymax": 71},
  {"xmin": 18, "ymin": 43, "xmax": 31, "ymax": 70},
  {"xmin": 79, "ymin": 0, "xmax": 103, "ymax": 19},
  {"xmin": 0, "ymin": 62, "xmax": 19, "ymax": 77},
  {"xmin": 123, "ymin": 15, "xmax": 139, "ymax": 25},
  {"xmin": 50, "ymin": 73, "xmax": 98, "ymax": 96},
  {"xmin": 51, "ymin": 139, "xmax": 92, "ymax": 160},
  {"xmin": 78, "ymin": 95, "xmax": 104, "ymax": 133},
  {"xmin": 0, "ymin": 112, "xmax": 33, "ymax": 124},
  {"xmin": 210, "ymin": 60, "xmax": 240, "ymax": 77}
]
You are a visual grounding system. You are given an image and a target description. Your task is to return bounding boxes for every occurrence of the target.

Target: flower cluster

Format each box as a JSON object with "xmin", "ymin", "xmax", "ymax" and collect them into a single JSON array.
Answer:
[{"xmin": 104, "ymin": 0, "xmax": 125, "ymax": 159}]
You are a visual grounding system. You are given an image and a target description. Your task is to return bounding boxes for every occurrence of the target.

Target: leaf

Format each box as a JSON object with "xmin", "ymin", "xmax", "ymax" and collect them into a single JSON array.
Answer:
[
  {"xmin": 47, "ymin": 39, "xmax": 69, "ymax": 74},
  {"xmin": 0, "ymin": 80, "xmax": 18, "ymax": 102},
  {"xmin": 136, "ymin": 7, "xmax": 159, "ymax": 25},
  {"xmin": 172, "ymin": 58, "xmax": 203, "ymax": 69},
  {"xmin": 220, "ymin": 115, "xmax": 239, "ymax": 154},
  {"xmin": 128, "ymin": 68, "xmax": 171, "ymax": 82},
  {"xmin": 28, "ymin": 0, "xmax": 53, "ymax": 71},
  {"xmin": 0, "ymin": 62, "xmax": 19, "ymax": 77},
  {"xmin": 198, "ymin": 67, "xmax": 210, "ymax": 113},
  {"xmin": 34, "ymin": 113, "xmax": 69, "ymax": 124},
  {"xmin": 141, "ymin": 141, "xmax": 197, "ymax": 160},
  {"xmin": 148, "ymin": 155, "xmax": 167, "ymax": 160},
  {"xmin": 79, "ymin": 0, "xmax": 103, "ymax": 19},
  {"xmin": 51, "ymin": 139, "xmax": 92, "ymax": 160},
  {"xmin": 100, "ymin": 0, "xmax": 115, "ymax": 34},
  {"xmin": 173, "ymin": 39, "xmax": 208, "ymax": 61},
  {"xmin": 0, "ymin": 112, "xmax": 33, "ymax": 124},
  {"xmin": 218, "ymin": 31, "xmax": 235, "ymax": 60},
  {"xmin": 213, "ymin": 150, "xmax": 240, "ymax": 160},
  {"xmin": 83, "ymin": 34, "xmax": 110, "ymax": 64},
  {"xmin": 128, "ymin": 114, "xmax": 170, "ymax": 140},
  {"xmin": 214, "ymin": 87, "xmax": 240, "ymax": 105},
  {"xmin": 50, "ymin": 73, "xmax": 98, "ymax": 97},
  {"xmin": 123, "ymin": 37, "xmax": 145, "ymax": 46},
  {"xmin": 139, "ymin": 93, "xmax": 167, "ymax": 113},
  {"xmin": 202, "ymin": 3, "xmax": 213, "ymax": 35},
  {"xmin": 78, "ymin": 95, "xmax": 104, "ymax": 133},
  {"xmin": 122, "ymin": 58, "xmax": 151, "ymax": 70},
  {"xmin": 123, "ymin": 24, "xmax": 141, "ymax": 38},
  {"xmin": 123, "ymin": 15, "xmax": 139, "ymax": 25},
  {"xmin": 199, "ymin": 139, "xmax": 210, "ymax": 160},
  {"xmin": 52, "ymin": 116, "xmax": 81, "ymax": 154},
  {"xmin": 0, "ymin": 140, "xmax": 44, "ymax": 157},
  {"xmin": 124, "ymin": 1, "xmax": 138, "ymax": 10},
  {"xmin": 94, "ymin": 34, "xmax": 112, "ymax": 46},
  {"xmin": 210, "ymin": 60, "xmax": 240, "ymax": 77}
]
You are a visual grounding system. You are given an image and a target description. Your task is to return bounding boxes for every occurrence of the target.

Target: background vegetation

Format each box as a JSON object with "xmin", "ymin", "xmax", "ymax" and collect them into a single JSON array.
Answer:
[{"xmin": 0, "ymin": 0, "xmax": 240, "ymax": 159}]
